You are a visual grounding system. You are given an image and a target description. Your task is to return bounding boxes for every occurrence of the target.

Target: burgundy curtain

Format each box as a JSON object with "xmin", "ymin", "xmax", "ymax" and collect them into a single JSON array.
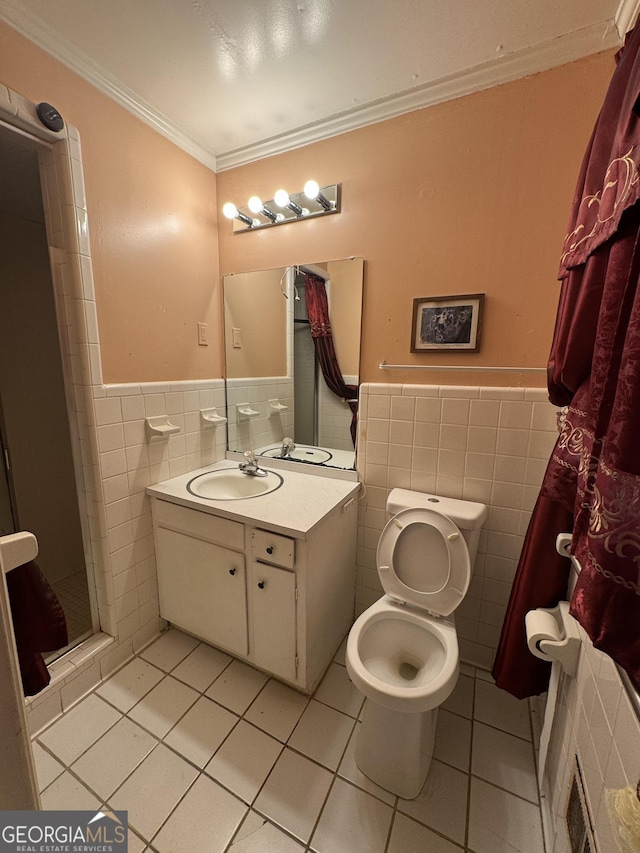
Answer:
[
  {"xmin": 304, "ymin": 273, "xmax": 359, "ymax": 446},
  {"xmin": 7, "ymin": 560, "xmax": 68, "ymax": 695},
  {"xmin": 494, "ymin": 25, "xmax": 640, "ymax": 698}
]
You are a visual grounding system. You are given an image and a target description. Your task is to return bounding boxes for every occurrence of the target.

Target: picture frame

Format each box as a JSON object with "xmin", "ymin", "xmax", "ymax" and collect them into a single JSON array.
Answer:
[{"xmin": 411, "ymin": 293, "xmax": 485, "ymax": 352}]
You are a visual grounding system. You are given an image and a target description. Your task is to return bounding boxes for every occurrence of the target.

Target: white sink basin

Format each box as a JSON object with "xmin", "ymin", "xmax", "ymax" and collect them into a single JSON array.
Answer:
[{"xmin": 186, "ymin": 468, "xmax": 283, "ymax": 500}]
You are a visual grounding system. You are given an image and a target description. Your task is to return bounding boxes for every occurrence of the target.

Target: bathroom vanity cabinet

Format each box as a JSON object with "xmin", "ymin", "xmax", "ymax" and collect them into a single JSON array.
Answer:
[{"xmin": 148, "ymin": 463, "xmax": 359, "ymax": 693}]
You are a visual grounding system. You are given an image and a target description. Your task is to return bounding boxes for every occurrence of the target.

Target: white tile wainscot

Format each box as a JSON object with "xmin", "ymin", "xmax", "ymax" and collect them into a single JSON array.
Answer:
[{"xmin": 356, "ymin": 382, "xmax": 560, "ymax": 670}]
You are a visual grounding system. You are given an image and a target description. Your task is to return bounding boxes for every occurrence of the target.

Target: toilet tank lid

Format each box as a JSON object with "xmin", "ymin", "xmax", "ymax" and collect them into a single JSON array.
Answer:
[{"xmin": 386, "ymin": 488, "xmax": 487, "ymax": 529}]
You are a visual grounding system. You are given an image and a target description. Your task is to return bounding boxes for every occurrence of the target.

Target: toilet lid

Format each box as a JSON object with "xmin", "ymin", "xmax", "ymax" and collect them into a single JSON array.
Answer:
[{"xmin": 376, "ymin": 508, "xmax": 471, "ymax": 616}]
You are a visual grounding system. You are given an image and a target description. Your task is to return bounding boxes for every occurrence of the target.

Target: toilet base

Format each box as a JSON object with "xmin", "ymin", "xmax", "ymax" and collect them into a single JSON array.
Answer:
[{"xmin": 354, "ymin": 700, "xmax": 438, "ymax": 799}]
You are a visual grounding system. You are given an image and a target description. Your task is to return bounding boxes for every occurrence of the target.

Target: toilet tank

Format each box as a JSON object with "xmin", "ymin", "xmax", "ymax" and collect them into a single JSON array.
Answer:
[{"xmin": 386, "ymin": 488, "xmax": 487, "ymax": 565}]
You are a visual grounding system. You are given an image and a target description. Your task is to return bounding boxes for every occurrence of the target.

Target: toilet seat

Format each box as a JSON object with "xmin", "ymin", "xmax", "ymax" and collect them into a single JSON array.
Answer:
[{"xmin": 376, "ymin": 508, "xmax": 470, "ymax": 616}]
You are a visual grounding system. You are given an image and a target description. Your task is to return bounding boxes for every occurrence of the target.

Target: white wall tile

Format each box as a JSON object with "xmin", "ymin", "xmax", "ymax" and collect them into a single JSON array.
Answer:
[{"xmin": 357, "ymin": 382, "xmax": 559, "ymax": 671}]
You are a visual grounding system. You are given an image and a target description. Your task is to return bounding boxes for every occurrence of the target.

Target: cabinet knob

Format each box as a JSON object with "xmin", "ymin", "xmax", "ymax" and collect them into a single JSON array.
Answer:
[
  {"xmin": 229, "ymin": 568, "xmax": 237, "ymax": 576},
  {"xmin": 258, "ymin": 581, "xmax": 265, "ymax": 589},
  {"xmin": 266, "ymin": 546, "xmax": 274, "ymax": 555}
]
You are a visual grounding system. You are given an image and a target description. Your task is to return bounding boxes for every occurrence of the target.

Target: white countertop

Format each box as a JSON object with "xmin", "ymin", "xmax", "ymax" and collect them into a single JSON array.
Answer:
[{"xmin": 146, "ymin": 460, "xmax": 361, "ymax": 538}]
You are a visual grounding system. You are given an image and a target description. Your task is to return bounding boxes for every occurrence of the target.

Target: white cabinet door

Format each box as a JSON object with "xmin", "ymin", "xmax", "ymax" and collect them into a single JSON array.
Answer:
[
  {"xmin": 156, "ymin": 527, "xmax": 248, "ymax": 656},
  {"xmin": 248, "ymin": 561, "xmax": 297, "ymax": 683}
]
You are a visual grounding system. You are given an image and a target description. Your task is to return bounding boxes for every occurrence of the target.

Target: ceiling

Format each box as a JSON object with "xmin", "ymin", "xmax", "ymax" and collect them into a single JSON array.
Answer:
[{"xmin": 0, "ymin": 0, "xmax": 635, "ymax": 171}]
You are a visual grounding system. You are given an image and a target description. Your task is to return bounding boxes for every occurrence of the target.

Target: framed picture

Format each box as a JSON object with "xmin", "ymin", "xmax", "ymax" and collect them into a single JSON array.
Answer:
[{"xmin": 411, "ymin": 293, "xmax": 485, "ymax": 352}]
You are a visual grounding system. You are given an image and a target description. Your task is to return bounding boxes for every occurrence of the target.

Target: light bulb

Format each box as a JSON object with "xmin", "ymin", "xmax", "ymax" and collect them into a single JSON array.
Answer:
[
  {"xmin": 222, "ymin": 202, "xmax": 238, "ymax": 219},
  {"xmin": 248, "ymin": 196, "xmax": 263, "ymax": 214},
  {"xmin": 274, "ymin": 189, "xmax": 290, "ymax": 208},
  {"xmin": 304, "ymin": 180, "xmax": 320, "ymax": 200}
]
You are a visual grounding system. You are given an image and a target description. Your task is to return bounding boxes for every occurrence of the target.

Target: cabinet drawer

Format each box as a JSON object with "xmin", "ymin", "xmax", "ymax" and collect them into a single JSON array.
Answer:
[
  {"xmin": 153, "ymin": 498, "xmax": 244, "ymax": 551},
  {"xmin": 250, "ymin": 528, "xmax": 295, "ymax": 568}
]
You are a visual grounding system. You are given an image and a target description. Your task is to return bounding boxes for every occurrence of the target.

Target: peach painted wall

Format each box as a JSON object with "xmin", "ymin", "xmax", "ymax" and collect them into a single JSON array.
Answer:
[
  {"xmin": 0, "ymin": 22, "xmax": 222, "ymax": 384},
  {"xmin": 224, "ymin": 268, "xmax": 287, "ymax": 377},
  {"xmin": 326, "ymin": 257, "xmax": 363, "ymax": 377},
  {"xmin": 217, "ymin": 51, "xmax": 614, "ymax": 387},
  {"xmin": 0, "ymin": 19, "xmax": 614, "ymax": 389}
]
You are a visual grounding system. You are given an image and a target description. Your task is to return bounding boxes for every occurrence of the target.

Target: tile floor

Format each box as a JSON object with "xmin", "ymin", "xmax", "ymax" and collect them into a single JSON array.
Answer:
[
  {"xmin": 50, "ymin": 569, "xmax": 93, "ymax": 650},
  {"xmin": 33, "ymin": 628, "xmax": 546, "ymax": 853}
]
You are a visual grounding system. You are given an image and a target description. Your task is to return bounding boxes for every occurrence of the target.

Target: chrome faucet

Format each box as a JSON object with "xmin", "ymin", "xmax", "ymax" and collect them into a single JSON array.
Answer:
[
  {"xmin": 239, "ymin": 450, "xmax": 268, "ymax": 477},
  {"xmin": 281, "ymin": 437, "xmax": 296, "ymax": 458}
]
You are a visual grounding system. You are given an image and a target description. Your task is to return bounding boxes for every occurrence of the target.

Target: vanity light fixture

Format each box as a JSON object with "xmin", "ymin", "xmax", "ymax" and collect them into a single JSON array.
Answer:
[
  {"xmin": 222, "ymin": 202, "xmax": 256, "ymax": 228},
  {"xmin": 222, "ymin": 182, "xmax": 340, "ymax": 233},
  {"xmin": 303, "ymin": 179, "xmax": 334, "ymax": 212},
  {"xmin": 248, "ymin": 196, "xmax": 282, "ymax": 223},
  {"xmin": 274, "ymin": 189, "xmax": 308, "ymax": 217}
]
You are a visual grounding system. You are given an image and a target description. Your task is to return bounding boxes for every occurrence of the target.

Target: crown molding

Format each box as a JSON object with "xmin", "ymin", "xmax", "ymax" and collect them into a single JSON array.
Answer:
[
  {"xmin": 615, "ymin": 0, "xmax": 640, "ymax": 37},
  {"xmin": 217, "ymin": 20, "xmax": 621, "ymax": 170},
  {"xmin": 0, "ymin": 2, "xmax": 621, "ymax": 174},
  {"xmin": 0, "ymin": 0, "xmax": 218, "ymax": 171}
]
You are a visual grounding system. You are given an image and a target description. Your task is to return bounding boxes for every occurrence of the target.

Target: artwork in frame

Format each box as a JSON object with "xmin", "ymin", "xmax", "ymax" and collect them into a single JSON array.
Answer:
[{"xmin": 411, "ymin": 293, "xmax": 485, "ymax": 352}]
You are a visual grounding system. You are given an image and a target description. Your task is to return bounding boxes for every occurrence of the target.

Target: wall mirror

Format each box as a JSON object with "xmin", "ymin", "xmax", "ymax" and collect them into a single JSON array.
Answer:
[{"xmin": 223, "ymin": 256, "xmax": 364, "ymax": 471}]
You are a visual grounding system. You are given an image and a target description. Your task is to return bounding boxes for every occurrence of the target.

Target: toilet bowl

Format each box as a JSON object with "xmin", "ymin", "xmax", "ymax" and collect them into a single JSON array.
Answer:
[
  {"xmin": 347, "ymin": 596, "xmax": 459, "ymax": 713},
  {"xmin": 346, "ymin": 489, "xmax": 486, "ymax": 798}
]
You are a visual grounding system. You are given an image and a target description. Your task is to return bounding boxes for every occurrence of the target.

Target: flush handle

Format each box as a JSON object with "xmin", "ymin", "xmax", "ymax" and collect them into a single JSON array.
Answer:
[{"xmin": 258, "ymin": 581, "xmax": 265, "ymax": 589}]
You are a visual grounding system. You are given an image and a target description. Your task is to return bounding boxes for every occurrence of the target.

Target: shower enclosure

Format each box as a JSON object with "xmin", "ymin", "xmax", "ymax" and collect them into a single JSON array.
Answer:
[{"xmin": 0, "ymin": 122, "xmax": 95, "ymax": 655}]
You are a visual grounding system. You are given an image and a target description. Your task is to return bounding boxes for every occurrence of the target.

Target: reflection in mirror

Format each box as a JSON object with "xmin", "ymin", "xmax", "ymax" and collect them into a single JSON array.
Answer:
[{"xmin": 224, "ymin": 257, "xmax": 364, "ymax": 470}]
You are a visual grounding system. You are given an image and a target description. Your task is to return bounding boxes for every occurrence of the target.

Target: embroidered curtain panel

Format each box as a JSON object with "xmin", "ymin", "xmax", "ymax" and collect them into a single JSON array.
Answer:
[
  {"xmin": 304, "ymin": 273, "xmax": 359, "ymax": 447},
  {"xmin": 494, "ymin": 26, "xmax": 640, "ymax": 698}
]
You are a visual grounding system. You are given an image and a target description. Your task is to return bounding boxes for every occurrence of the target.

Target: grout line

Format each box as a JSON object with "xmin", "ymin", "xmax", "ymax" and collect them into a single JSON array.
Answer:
[
  {"xmin": 36, "ymin": 635, "xmax": 547, "ymax": 852},
  {"xmin": 463, "ymin": 671, "xmax": 477, "ymax": 851}
]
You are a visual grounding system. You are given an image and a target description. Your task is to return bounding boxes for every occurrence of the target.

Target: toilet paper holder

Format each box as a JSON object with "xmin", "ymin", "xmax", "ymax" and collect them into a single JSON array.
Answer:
[{"xmin": 525, "ymin": 600, "xmax": 581, "ymax": 677}]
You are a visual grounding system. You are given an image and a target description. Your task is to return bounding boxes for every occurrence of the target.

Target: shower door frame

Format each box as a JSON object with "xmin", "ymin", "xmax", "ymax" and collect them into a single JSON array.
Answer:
[{"xmin": 0, "ymin": 87, "xmax": 113, "ymax": 646}]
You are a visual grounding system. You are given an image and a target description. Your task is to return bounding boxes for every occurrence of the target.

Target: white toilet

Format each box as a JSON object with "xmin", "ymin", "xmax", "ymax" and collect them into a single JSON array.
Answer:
[{"xmin": 346, "ymin": 488, "xmax": 487, "ymax": 798}]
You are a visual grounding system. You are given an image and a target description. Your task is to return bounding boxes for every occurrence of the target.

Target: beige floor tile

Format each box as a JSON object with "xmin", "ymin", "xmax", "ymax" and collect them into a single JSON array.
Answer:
[
  {"xmin": 96, "ymin": 657, "xmax": 164, "ymax": 712},
  {"xmin": 474, "ymin": 678, "xmax": 531, "ymax": 740},
  {"xmin": 205, "ymin": 720, "xmax": 282, "ymax": 804},
  {"xmin": 468, "ymin": 777, "xmax": 544, "ymax": 853},
  {"xmin": 127, "ymin": 830, "xmax": 147, "ymax": 853},
  {"xmin": 205, "ymin": 659, "xmax": 268, "ymax": 714},
  {"xmin": 254, "ymin": 748, "xmax": 333, "ymax": 843},
  {"xmin": 32, "ymin": 741, "xmax": 64, "ymax": 792},
  {"xmin": 164, "ymin": 695, "xmax": 238, "ymax": 767},
  {"xmin": 244, "ymin": 679, "xmax": 308, "ymax": 742},
  {"xmin": 288, "ymin": 699, "xmax": 355, "ymax": 770},
  {"xmin": 128, "ymin": 676, "xmax": 198, "ymax": 738},
  {"xmin": 314, "ymin": 663, "xmax": 365, "ymax": 718},
  {"xmin": 72, "ymin": 717, "xmax": 157, "ymax": 799},
  {"xmin": 152, "ymin": 774, "xmax": 247, "ymax": 853},
  {"xmin": 38, "ymin": 694, "xmax": 121, "ymax": 765},
  {"xmin": 387, "ymin": 813, "xmax": 462, "ymax": 853},
  {"xmin": 434, "ymin": 709, "xmax": 472, "ymax": 772},
  {"xmin": 398, "ymin": 759, "xmax": 468, "ymax": 846},
  {"xmin": 472, "ymin": 721, "xmax": 538, "ymax": 803},
  {"xmin": 139, "ymin": 629, "xmax": 199, "ymax": 672},
  {"xmin": 109, "ymin": 744, "xmax": 198, "ymax": 841},
  {"xmin": 171, "ymin": 643, "xmax": 232, "ymax": 692},
  {"xmin": 229, "ymin": 812, "xmax": 304, "ymax": 852},
  {"xmin": 40, "ymin": 771, "xmax": 101, "ymax": 810},
  {"xmin": 310, "ymin": 778, "xmax": 393, "ymax": 853}
]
